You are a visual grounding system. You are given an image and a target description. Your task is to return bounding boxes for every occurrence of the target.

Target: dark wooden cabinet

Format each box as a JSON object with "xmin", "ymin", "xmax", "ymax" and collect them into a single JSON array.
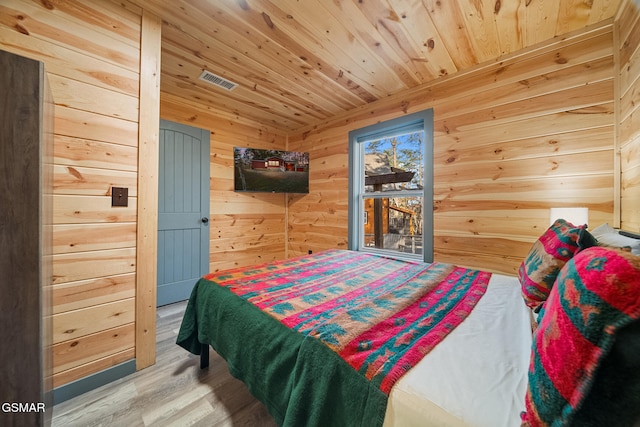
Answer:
[{"xmin": 0, "ymin": 49, "xmax": 54, "ymax": 426}]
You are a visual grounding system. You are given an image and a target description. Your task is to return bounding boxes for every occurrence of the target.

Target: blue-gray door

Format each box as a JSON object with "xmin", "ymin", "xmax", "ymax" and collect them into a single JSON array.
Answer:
[{"xmin": 157, "ymin": 119, "xmax": 210, "ymax": 306}]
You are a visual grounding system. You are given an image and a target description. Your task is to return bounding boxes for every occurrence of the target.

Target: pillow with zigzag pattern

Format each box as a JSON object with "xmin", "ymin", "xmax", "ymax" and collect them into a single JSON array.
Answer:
[{"xmin": 518, "ymin": 218, "xmax": 596, "ymax": 312}]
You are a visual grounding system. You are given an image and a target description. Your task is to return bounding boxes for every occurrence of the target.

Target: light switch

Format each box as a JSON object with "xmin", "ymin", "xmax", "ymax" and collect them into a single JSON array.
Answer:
[{"xmin": 112, "ymin": 187, "xmax": 128, "ymax": 207}]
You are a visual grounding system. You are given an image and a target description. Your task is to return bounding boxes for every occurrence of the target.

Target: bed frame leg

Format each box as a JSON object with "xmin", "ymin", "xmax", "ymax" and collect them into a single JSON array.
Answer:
[{"xmin": 200, "ymin": 343, "xmax": 209, "ymax": 369}]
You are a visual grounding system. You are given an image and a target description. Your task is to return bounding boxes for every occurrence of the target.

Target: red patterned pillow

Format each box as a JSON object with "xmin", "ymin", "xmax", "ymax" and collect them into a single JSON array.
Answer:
[
  {"xmin": 518, "ymin": 219, "xmax": 596, "ymax": 311},
  {"xmin": 522, "ymin": 246, "xmax": 640, "ymax": 426}
]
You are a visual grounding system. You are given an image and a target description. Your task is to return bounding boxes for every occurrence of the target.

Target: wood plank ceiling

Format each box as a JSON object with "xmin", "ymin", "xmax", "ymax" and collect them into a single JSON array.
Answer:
[{"xmin": 131, "ymin": 0, "xmax": 623, "ymax": 132}]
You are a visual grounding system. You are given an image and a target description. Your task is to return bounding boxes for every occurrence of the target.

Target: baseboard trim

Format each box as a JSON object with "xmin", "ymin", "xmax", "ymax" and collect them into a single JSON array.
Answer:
[{"xmin": 52, "ymin": 359, "xmax": 136, "ymax": 405}]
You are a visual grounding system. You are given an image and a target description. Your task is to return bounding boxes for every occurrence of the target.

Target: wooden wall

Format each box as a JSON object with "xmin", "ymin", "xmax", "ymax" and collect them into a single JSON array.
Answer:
[
  {"xmin": 159, "ymin": 94, "xmax": 289, "ymax": 272},
  {"xmin": 618, "ymin": 1, "xmax": 640, "ymax": 231},
  {"xmin": 0, "ymin": 0, "xmax": 287, "ymax": 390},
  {"xmin": 287, "ymin": 20, "xmax": 618, "ymax": 275},
  {"xmin": 0, "ymin": 0, "xmax": 635, "ymax": 393},
  {"xmin": 0, "ymin": 0, "xmax": 288, "ymax": 390},
  {"xmin": 0, "ymin": 0, "xmax": 143, "ymax": 387}
]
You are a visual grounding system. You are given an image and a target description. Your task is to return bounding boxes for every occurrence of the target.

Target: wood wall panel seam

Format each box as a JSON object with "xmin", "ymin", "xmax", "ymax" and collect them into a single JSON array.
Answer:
[
  {"xmin": 0, "ymin": 1, "xmax": 141, "ymax": 72},
  {"xmin": 52, "ymin": 323, "xmax": 135, "ymax": 374},
  {"xmin": 52, "ymin": 348, "xmax": 136, "ymax": 389},
  {"xmin": 0, "ymin": 27, "xmax": 140, "ymax": 97}
]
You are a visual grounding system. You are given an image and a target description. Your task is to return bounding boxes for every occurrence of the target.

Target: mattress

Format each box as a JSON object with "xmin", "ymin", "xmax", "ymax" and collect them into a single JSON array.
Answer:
[{"xmin": 383, "ymin": 273, "xmax": 532, "ymax": 427}]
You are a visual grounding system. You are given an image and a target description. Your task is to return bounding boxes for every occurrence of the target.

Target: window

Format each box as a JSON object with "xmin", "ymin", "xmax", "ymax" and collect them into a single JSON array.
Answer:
[{"xmin": 348, "ymin": 110, "xmax": 434, "ymax": 263}]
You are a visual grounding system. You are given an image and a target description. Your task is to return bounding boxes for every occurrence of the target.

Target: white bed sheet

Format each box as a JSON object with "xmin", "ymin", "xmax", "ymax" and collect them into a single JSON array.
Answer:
[{"xmin": 383, "ymin": 273, "xmax": 532, "ymax": 427}]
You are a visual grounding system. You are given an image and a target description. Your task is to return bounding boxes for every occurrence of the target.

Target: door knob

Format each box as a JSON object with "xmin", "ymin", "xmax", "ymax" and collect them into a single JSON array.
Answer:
[{"xmin": 201, "ymin": 217, "xmax": 209, "ymax": 224}]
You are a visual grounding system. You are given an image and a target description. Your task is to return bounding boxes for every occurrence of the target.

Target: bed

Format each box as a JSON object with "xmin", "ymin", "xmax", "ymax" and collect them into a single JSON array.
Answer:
[
  {"xmin": 176, "ymin": 248, "xmax": 532, "ymax": 427},
  {"xmin": 176, "ymin": 220, "xmax": 640, "ymax": 427}
]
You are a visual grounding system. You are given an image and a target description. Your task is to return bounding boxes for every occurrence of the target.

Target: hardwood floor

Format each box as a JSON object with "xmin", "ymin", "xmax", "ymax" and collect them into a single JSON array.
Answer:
[{"xmin": 52, "ymin": 301, "xmax": 278, "ymax": 427}]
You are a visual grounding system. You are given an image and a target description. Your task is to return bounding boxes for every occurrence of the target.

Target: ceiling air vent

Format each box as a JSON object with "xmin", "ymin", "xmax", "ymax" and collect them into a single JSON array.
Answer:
[{"xmin": 198, "ymin": 70, "xmax": 238, "ymax": 91}]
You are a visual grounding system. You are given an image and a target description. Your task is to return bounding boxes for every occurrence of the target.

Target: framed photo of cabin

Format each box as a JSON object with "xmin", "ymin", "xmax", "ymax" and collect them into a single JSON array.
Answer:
[{"xmin": 233, "ymin": 147, "xmax": 309, "ymax": 194}]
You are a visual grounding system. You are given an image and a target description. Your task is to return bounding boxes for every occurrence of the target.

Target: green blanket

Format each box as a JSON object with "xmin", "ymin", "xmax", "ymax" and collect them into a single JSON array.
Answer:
[{"xmin": 177, "ymin": 276, "xmax": 387, "ymax": 427}]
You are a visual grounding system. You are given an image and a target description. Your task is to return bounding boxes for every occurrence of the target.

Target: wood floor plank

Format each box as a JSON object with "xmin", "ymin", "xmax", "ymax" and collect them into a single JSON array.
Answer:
[{"xmin": 51, "ymin": 300, "xmax": 277, "ymax": 427}]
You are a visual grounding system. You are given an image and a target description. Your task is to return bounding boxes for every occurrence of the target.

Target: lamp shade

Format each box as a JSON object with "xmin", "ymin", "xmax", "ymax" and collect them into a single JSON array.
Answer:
[{"xmin": 549, "ymin": 207, "xmax": 589, "ymax": 227}]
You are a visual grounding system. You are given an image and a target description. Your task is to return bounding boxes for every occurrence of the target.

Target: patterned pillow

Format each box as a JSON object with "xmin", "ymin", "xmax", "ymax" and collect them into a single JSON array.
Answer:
[
  {"xmin": 518, "ymin": 219, "xmax": 596, "ymax": 311},
  {"xmin": 522, "ymin": 246, "xmax": 640, "ymax": 427}
]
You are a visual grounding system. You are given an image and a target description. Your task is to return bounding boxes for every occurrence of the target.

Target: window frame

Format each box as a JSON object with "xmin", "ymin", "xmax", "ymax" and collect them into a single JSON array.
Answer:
[{"xmin": 348, "ymin": 109, "xmax": 434, "ymax": 263}]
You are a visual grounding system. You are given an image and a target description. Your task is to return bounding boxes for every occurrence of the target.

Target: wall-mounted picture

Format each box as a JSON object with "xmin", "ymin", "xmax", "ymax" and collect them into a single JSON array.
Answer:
[{"xmin": 234, "ymin": 147, "xmax": 309, "ymax": 194}]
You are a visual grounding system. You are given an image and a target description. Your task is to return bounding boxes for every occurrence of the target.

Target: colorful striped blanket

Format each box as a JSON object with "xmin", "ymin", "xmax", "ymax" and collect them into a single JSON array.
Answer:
[
  {"xmin": 178, "ymin": 249, "xmax": 491, "ymax": 426},
  {"xmin": 215, "ymin": 249, "xmax": 490, "ymax": 394}
]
